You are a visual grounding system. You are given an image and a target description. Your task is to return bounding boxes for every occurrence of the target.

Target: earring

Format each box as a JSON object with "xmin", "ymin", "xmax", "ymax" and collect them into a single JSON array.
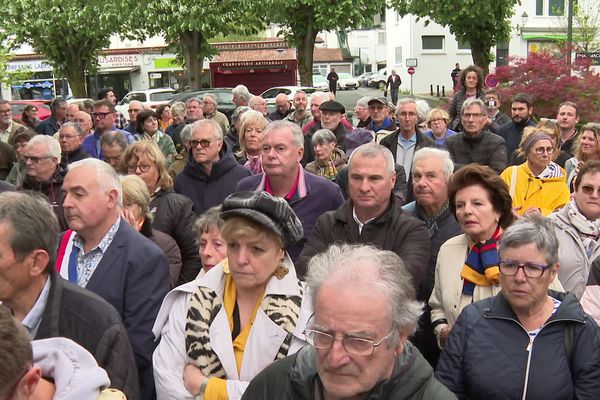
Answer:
[{"xmin": 273, "ymin": 260, "xmax": 289, "ymax": 280}]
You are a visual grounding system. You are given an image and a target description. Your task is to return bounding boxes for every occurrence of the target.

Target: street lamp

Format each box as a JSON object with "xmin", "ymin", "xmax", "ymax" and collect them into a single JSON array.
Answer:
[{"xmin": 516, "ymin": 11, "xmax": 529, "ymax": 36}]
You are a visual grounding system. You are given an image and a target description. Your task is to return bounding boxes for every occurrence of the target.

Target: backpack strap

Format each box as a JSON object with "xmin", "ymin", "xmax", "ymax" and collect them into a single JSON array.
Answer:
[{"xmin": 510, "ymin": 165, "xmax": 518, "ymax": 198}]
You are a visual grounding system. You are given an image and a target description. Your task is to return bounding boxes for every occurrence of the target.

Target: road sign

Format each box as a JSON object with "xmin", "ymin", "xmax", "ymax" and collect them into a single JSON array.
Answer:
[
  {"xmin": 407, "ymin": 67, "xmax": 416, "ymax": 75},
  {"xmin": 484, "ymin": 73, "xmax": 498, "ymax": 88},
  {"xmin": 406, "ymin": 58, "xmax": 418, "ymax": 67}
]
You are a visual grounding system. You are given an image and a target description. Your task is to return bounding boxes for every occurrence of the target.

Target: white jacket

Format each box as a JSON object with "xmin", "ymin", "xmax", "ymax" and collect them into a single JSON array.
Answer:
[{"xmin": 152, "ymin": 255, "xmax": 312, "ymax": 400}]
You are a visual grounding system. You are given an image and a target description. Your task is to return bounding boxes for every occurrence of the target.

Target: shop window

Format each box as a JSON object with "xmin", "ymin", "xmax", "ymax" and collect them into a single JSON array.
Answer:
[
  {"xmin": 536, "ymin": 0, "xmax": 544, "ymax": 15},
  {"xmin": 549, "ymin": 0, "xmax": 565, "ymax": 16},
  {"xmin": 395, "ymin": 47, "xmax": 402, "ymax": 64},
  {"xmin": 457, "ymin": 39, "xmax": 471, "ymax": 50},
  {"xmin": 422, "ymin": 36, "xmax": 444, "ymax": 50}
]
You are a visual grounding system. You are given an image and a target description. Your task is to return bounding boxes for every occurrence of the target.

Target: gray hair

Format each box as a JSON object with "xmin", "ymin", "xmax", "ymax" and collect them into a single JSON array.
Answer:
[
  {"xmin": 232, "ymin": 106, "xmax": 251, "ymax": 125},
  {"xmin": 356, "ymin": 96, "xmax": 372, "ymax": 109},
  {"xmin": 248, "ymin": 96, "xmax": 266, "ymax": 108},
  {"xmin": 461, "ymin": 98, "xmax": 486, "ymax": 116},
  {"xmin": 232, "ymin": 85, "xmax": 251, "ymax": 102},
  {"xmin": 306, "ymin": 244, "xmax": 423, "ymax": 340},
  {"xmin": 499, "ymin": 216, "xmax": 559, "ymax": 266},
  {"xmin": 185, "ymin": 97, "xmax": 203, "ymax": 108},
  {"xmin": 415, "ymin": 99, "xmax": 431, "ymax": 123},
  {"xmin": 412, "ymin": 147, "xmax": 454, "ymax": 181},
  {"xmin": 170, "ymin": 101, "xmax": 186, "ymax": 119},
  {"xmin": 203, "ymin": 93, "xmax": 218, "ymax": 106},
  {"xmin": 180, "ymin": 124, "xmax": 194, "ymax": 145},
  {"xmin": 68, "ymin": 158, "xmax": 123, "ymax": 207},
  {"xmin": 348, "ymin": 143, "xmax": 395, "ymax": 174},
  {"xmin": 192, "ymin": 119, "xmax": 223, "ymax": 140},
  {"xmin": 0, "ymin": 192, "xmax": 59, "ymax": 270},
  {"xmin": 100, "ymin": 130, "xmax": 127, "ymax": 150},
  {"xmin": 262, "ymin": 120, "xmax": 304, "ymax": 148},
  {"xmin": 312, "ymin": 129, "xmax": 337, "ymax": 146},
  {"xmin": 193, "ymin": 206, "xmax": 224, "ymax": 238},
  {"xmin": 60, "ymin": 122, "xmax": 84, "ymax": 137},
  {"xmin": 396, "ymin": 97, "xmax": 417, "ymax": 114},
  {"xmin": 28, "ymin": 134, "xmax": 62, "ymax": 163},
  {"xmin": 309, "ymin": 91, "xmax": 329, "ymax": 104}
]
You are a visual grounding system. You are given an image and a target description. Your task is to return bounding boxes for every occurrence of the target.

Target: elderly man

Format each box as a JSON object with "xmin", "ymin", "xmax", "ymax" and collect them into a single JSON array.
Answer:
[
  {"xmin": 269, "ymin": 93, "xmax": 292, "ymax": 121},
  {"xmin": 170, "ymin": 98, "xmax": 204, "ymax": 151},
  {"xmin": 379, "ymin": 98, "xmax": 438, "ymax": 202},
  {"xmin": 0, "ymin": 100, "xmax": 26, "ymax": 144},
  {"xmin": 249, "ymin": 95, "xmax": 269, "ymax": 117},
  {"xmin": 298, "ymin": 142, "xmax": 430, "ymax": 283},
  {"xmin": 354, "ymin": 96, "xmax": 372, "ymax": 128},
  {"xmin": 497, "ymin": 93, "xmax": 535, "ymax": 160},
  {"xmin": 124, "ymin": 100, "xmax": 144, "ymax": 134},
  {"xmin": 0, "ymin": 191, "xmax": 140, "ymax": 398},
  {"xmin": 237, "ymin": 120, "xmax": 344, "ymax": 262},
  {"xmin": 100, "ymin": 130, "xmax": 128, "ymax": 170},
  {"xmin": 556, "ymin": 101, "xmax": 580, "ymax": 157},
  {"xmin": 174, "ymin": 119, "xmax": 250, "ymax": 215},
  {"xmin": 367, "ymin": 96, "xmax": 396, "ymax": 132},
  {"xmin": 58, "ymin": 158, "xmax": 170, "ymax": 400},
  {"xmin": 232, "ymin": 84, "xmax": 251, "ymax": 107},
  {"xmin": 202, "ymin": 93, "xmax": 229, "ymax": 134},
  {"xmin": 224, "ymin": 105, "xmax": 251, "ymax": 153},
  {"xmin": 302, "ymin": 91, "xmax": 330, "ymax": 135},
  {"xmin": 65, "ymin": 103, "xmax": 80, "ymax": 122},
  {"xmin": 326, "ymin": 67, "xmax": 339, "ymax": 94},
  {"xmin": 242, "ymin": 244, "xmax": 456, "ymax": 399},
  {"xmin": 168, "ymin": 124, "xmax": 193, "ymax": 178},
  {"xmin": 284, "ymin": 90, "xmax": 312, "ymax": 128},
  {"xmin": 20, "ymin": 135, "xmax": 67, "ymax": 229},
  {"xmin": 73, "ymin": 110, "xmax": 93, "ymax": 137},
  {"xmin": 444, "ymin": 98, "xmax": 507, "ymax": 173},
  {"xmin": 82, "ymin": 100, "xmax": 133, "ymax": 159},
  {"xmin": 97, "ymin": 87, "xmax": 126, "ymax": 129},
  {"xmin": 303, "ymin": 100, "xmax": 350, "ymax": 165},
  {"xmin": 58, "ymin": 122, "xmax": 90, "ymax": 166},
  {"xmin": 36, "ymin": 97, "xmax": 67, "ymax": 135}
]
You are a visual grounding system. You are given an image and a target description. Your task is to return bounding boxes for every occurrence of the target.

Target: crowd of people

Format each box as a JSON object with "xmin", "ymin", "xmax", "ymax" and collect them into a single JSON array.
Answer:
[{"xmin": 1, "ymin": 70, "xmax": 600, "ymax": 400}]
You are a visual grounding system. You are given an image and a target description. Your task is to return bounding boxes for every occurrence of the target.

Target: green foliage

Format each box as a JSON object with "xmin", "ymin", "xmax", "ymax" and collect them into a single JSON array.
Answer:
[
  {"xmin": 390, "ymin": 0, "xmax": 518, "ymax": 70},
  {"xmin": 0, "ymin": 44, "xmax": 32, "ymax": 86}
]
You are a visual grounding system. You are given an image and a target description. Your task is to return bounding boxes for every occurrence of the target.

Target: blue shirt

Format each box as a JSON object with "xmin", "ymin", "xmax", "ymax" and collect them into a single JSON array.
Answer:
[
  {"xmin": 22, "ymin": 276, "xmax": 52, "ymax": 337},
  {"xmin": 82, "ymin": 128, "xmax": 134, "ymax": 159}
]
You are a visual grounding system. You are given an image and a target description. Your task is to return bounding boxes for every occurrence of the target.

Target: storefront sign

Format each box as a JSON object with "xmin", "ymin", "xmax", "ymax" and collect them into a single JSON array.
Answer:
[
  {"xmin": 154, "ymin": 57, "xmax": 182, "ymax": 69},
  {"xmin": 575, "ymin": 52, "xmax": 600, "ymax": 66},
  {"xmin": 7, "ymin": 60, "xmax": 52, "ymax": 72},
  {"xmin": 98, "ymin": 55, "xmax": 140, "ymax": 68}
]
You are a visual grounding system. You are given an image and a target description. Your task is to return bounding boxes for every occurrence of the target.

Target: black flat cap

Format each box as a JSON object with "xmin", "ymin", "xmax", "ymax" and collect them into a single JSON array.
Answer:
[{"xmin": 319, "ymin": 100, "xmax": 345, "ymax": 114}]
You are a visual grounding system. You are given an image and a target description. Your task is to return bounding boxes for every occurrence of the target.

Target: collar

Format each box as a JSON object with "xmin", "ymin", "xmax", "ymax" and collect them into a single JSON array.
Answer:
[
  {"xmin": 0, "ymin": 120, "xmax": 14, "ymax": 134},
  {"xmin": 262, "ymin": 165, "xmax": 308, "ymax": 201},
  {"xmin": 369, "ymin": 117, "xmax": 393, "ymax": 131},
  {"xmin": 398, "ymin": 132, "xmax": 417, "ymax": 145},
  {"xmin": 352, "ymin": 206, "xmax": 377, "ymax": 234},
  {"xmin": 72, "ymin": 217, "xmax": 121, "ymax": 255},
  {"xmin": 22, "ymin": 276, "xmax": 52, "ymax": 337}
]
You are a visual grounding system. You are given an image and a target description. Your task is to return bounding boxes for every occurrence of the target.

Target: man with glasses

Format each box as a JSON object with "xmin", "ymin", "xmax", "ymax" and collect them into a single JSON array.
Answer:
[
  {"xmin": 58, "ymin": 122, "xmax": 89, "ymax": 167},
  {"xmin": 268, "ymin": 93, "xmax": 292, "ymax": 121},
  {"xmin": 202, "ymin": 93, "xmax": 229, "ymax": 134},
  {"xmin": 82, "ymin": 100, "xmax": 133, "ymax": 159},
  {"xmin": 0, "ymin": 99, "xmax": 26, "ymax": 144},
  {"xmin": 35, "ymin": 97, "xmax": 67, "ymax": 136},
  {"xmin": 444, "ymin": 98, "xmax": 507, "ymax": 173},
  {"xmin": 100, "ymin": 131, "xmax": 128, "ymax": 170},
  {"xmin": 367, "ymin": 97, "xmax": 396, "ymax": 133},
  {"xmin": 97, "ymin": 87, "xmax": 126, "ymax": 129},
  {"xmin": 242, "ymin": 244, "xmax": 455, "ymax": 399},
  {"xmin": 124, "ymin": 100, "xmax": 144, "ymax": 134},
  {"xmin": 174, "ymin": 119, "xmax": 250, "ymax": 215}
]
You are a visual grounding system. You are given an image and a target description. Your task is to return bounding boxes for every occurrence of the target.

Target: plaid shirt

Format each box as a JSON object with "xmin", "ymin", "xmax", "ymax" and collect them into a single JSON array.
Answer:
[{"xmin": 115, "ymin": 111, "xmax": 127, "ymax": 129}]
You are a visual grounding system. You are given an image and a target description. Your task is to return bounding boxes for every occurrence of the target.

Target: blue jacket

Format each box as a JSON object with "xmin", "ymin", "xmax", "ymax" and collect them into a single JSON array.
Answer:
[
  {"xmin": 82, "ymin": 129, "xmax": 134, "ymax": 159},
  {"xmin": 35, "ymin": 116, "xmax": 61, "ymax": 135},
  {"xmin": 436, "ymin": 291, "xmax": 600, "ymax": 400}
]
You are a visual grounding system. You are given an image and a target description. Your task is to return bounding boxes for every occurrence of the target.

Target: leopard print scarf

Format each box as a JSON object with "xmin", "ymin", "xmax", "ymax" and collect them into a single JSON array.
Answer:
[{"xmin": 184, "ymin": 276, "xmax": 304, "ymax": 378}]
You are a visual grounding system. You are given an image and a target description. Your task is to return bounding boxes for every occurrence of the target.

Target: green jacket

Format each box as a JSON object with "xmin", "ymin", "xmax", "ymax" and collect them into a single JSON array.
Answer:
[{"xmin": 241, "ymin": 344, "xmax": 457, "ymax": 400}]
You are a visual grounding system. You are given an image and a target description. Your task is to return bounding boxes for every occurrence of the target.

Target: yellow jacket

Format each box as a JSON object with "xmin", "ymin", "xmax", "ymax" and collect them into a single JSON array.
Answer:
[{"xmin": 500, "ymin": 162, "xmax": 570, "ymax": 216}]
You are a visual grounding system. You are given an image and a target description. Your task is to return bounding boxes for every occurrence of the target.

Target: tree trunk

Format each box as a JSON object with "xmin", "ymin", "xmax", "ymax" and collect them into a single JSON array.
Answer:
[
  {"xmin": 294, "ymin": 17, "xmax": 317, "ymax": 87},
  {"xmin": 181, "ymin": 31, "xmax": 204, "ymax": 90},
  {"xmin": 470, "ymin": 40, "xmax": 491, "ymax": 76},
  {"xmin": 65, "ymin": 55, "xmax": 88, "ymax": 98}
]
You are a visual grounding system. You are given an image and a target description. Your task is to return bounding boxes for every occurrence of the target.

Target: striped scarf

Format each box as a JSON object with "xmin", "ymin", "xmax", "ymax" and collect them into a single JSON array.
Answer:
[{"xmin": 460, "ymin": 228, "xmax": 501, "ymax": 295}]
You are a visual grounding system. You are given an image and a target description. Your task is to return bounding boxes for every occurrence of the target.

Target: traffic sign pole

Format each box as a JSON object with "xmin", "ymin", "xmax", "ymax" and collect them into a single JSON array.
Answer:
[{"xmin": 407, "ymin": 67, "xmax": 416, "ymax": 95}]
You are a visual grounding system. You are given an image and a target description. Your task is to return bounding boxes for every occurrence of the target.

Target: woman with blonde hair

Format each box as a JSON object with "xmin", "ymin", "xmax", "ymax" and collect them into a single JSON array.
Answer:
[
  {"xmin": 235, "ymin": 110, "xmax": 268, "ymax": 174},
  {"xmin": 565, "ymin": 123, "xmax": 600, "ymax": 190},
  {"xmin": 120, "ymin": 141, "xmax": 201, "ymax": 284},
  {"xmin": 424, "ymin": 108, "xmax": 456, "ymax": 145}
]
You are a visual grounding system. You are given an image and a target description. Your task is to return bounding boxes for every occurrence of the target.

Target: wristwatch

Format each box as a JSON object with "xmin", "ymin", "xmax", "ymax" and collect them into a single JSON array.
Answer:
[{"xmin": 194, "ymin": 378, "xmax": 209, "ymax": 400}]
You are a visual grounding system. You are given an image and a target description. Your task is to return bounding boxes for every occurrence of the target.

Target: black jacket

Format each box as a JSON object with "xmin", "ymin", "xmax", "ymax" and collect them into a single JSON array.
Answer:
[
  {"xmin": 496, "ymin": 118, "xmax": 536, "ymax": 158},
  {"xmin": 36, "ymin": 270, "xmax": 140, "ymax": 400},
  {"xmin": 303, "ymin": 122, "xmax": 349, "ymax": 165},
  {"xmin": 35, "ymin": 116, "xmax": 61, "ymax": 135},
  {"xmin": 150, "ymin": 188, "xmax": 201, "ymax": 284},
  {"xmin": 174, "ymin": 142, "xmax": 251, "ymax": 215},
  {"xmin": 436, "ymin": 291, "xmax": 600, "ymax": 400},
  {"xmin": 241, "ymin": 344, "xmax": 457, "ymax": 400},
  {"xmin": 21, "ymin": 165, "xmax": 68, "ymax": 230},
  {"xmin": 443, "ymin": 129, "xmax": 507, "ymax": 174},
  {"xmin": 60, "ymin": 146, "xmax": 90, "ymax": 167}
]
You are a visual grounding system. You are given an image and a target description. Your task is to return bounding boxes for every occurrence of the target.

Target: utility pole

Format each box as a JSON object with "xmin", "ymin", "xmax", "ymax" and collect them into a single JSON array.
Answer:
[{"xmin": 567, "ymin": 0, "xmax": 574, "ymax": 66}]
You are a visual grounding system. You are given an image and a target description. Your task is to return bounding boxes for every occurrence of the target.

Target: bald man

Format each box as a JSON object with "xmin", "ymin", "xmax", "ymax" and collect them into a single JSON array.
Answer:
[
  {"xmin": 73, "ymin": 111, "xmax": 93, "ymax": 137},
  {"xmin": 65, "ymin": 104, "xmax": 80, "ymax": 122},
  {"xmin": 124, "ymin": 100, "xmax": 144, "ymax": 134},
  {"xmin": 268, "ymin": 93, "xmax": 292, "ymax": 121}
]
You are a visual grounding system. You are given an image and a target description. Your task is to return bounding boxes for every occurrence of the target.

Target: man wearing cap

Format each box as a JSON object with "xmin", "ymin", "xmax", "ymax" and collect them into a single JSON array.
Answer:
[
  {"xmin": 303, "ymin": 100, "xmax": 350, "ymax": 165},
  {"xmin": 367, "ymin": 97, "xmax": 396, "ymax": 133}
]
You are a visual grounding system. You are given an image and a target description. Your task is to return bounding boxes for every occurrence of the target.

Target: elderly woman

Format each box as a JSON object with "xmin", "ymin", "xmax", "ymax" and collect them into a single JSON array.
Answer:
[
  {"xmin": 304, "ymin": 128, "xmax": 348, "ymax": 180},
  {"xmin": 156, "ymin": 104, "xmax": 173, "ymax": 133},
  {"xmin": 152, "ymin": 191, "xmax": 311, "ymax": 399},
  {"xmin": 120, "ymin": 140, "xmax": 201, "ymax": 284},
  {"xmin": 500, "ymin": 130, "xmax": 570, "ymax": 217},
  {"xmin": 121, "ymin": 174, "xmax": 182, "ymax": 287},
  {"xmin": 6, "ymin": 129, "xmax": 34, "ymax": 187},
  {"xmin": 424, "ymin": 108, "xmax": 457, "ymax": 145},
  {"xmin": 135, "ymin": 110, "xmax": 177, "ymax": 164},
  {"xmin": 565, "ymin": 123, "xmax": 600, "ymax": 190},
  {"xmin": 448, "ymin": 65, "xmax": 484, "ymax": 131},
  {"xmin": 436, "ymin": 217, "xmax": 600, "ymax": 399},
  {"xmin": 509, "ymin": 121, "xmax": 570, "ymax": 167},
  {"xmin": 549, "ymin": 160, "xmax": 600, "ymax": 299},
  {"xmin": 429, "ymin": 164, "xmax": 515, "ymax": 348},
  {"xmin": 193, "ymin": 206, "xmax": 227, "ymax": 278},
  {"xmin": 235, "ymin": 110, "xmax": 268, "ymax": 174}
]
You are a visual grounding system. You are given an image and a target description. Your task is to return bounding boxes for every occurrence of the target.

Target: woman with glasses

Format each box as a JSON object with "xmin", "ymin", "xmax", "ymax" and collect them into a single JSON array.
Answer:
[
  {"xmin": 120, "ymin": 141, "xmax": 201, "ymax": 285},
  {"xmin": 135, "ymin": 110, "xmax": 177, "ymax": 165},
  {"xmin": 429, "ymin": 165, "xmax": 515, "ymax": 350},
  {"xmin": 20, "ymin": 104, "xmax": 41, "ymax": 129},
  {"xmin": 235, "ymin": 110, "xmax": 268, "ymax": 174},
  {"xmin": 565, "ymin": 123, "xmax": 600, "ymax": 191},
  {"xmin": 550, "ymin": 160, "xmax": 600, "ymax": 299},
  {"xmin": 423, "ymin": 108, "xmax": 456, "ymax": 145},
  {"xmin": 500, "ymin": 130, "xmax": 570, "ymax": 217},
  {"xmin": 152, "ymin": 191, "xmax": 311, "ymax": 400},
  {"xmin": 437, "ymin": 217, "xmax": 600, "ymax": 399}
]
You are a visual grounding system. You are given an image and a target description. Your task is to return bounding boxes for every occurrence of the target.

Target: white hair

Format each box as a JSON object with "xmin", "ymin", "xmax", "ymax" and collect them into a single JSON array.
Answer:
[
  {"xmin": 412, "ymin": 147, "xmax": 454, "ymax": 180},
  {"xmin": 309, "ymin": 91, "xmax": 329, "ymax": 104},
  {"xmin": 232, "ymin": 85, "xmax": 251, "ymax": 102},
  {"xmin": 68, "ymin": 158, "xmax": 123, "ymax": 207},
  {"xmin": 27, "ymin": 134, "xmax": 62, "ymax": 163}
]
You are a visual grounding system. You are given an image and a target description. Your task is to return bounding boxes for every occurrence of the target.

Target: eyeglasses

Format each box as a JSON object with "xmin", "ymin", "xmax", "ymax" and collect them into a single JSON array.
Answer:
[
  {"xmin": 91, "ymin": 112, "xmax": 112, "ymax": 120},
  {"xmin": 429, "ymin": 118, "xmax": 446, "ymax": 124},
  {"xmin": 580, "ymin": 185, "xmax": 600, "ymax": 196},
  {"xmin": 533, "ymin": 146, "xmax": 555, "ymax": 155},
  {"xmin": 127, "ymin": 164, "xmax": 152, "ymax": 173},
  {"xmin": 190, "ymin": 139, "xmax": 217, "ymax": 148},
  {"xmin": 303, "ymin": 328, "xmax": 394, "ymax": 356},
  {"xmin": 463, "ymin": 113, "xmax": 484, "ymax": 119},
  {"xmin": 24, "ymin": 155, "xmax": 53, "ymax": 163},
  {"xmin": 59, "ymin": 134, "xmax": 78, "ymax": 140},
  {"xmin": 398, "ymin": 112, "xmax": 417, "ymax": 118},
  {"xmin": 499, "ymin": 259, "xmax": 552, "ymax": 278},
  {"xmin": 0, "ymin": 108, "xmax": 11, "ymax": 114}
]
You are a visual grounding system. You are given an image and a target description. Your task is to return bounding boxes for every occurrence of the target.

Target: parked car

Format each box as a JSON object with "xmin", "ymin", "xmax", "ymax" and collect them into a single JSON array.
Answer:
[
  {"xmin": 259, "ymin": 86, "xmax": 319, "ymax": 111},
  {"xmin": 312, "ymin": 75, "xmax": 329, "ymax": 91},
  {"xmin": 168, "ymin": 88, "xmax": 235, "ymax": 120},
  {"xmin": 67, "ymin": 98, "xmax": 94, "ymax": 109},
  {"xmin": 357, "ymin": 72, "xmax": 376, "ymax": 87},
  {"xmin": 337, "ymin": 73, "xmax": 359, "ymax": 90},
  {"xmin": 10, "ymin": 100, "xmax": 52, "ymax": 123},
  {"xmin": 116, "ymin": 88, "xmax": 176, "ymax": 119},
  {"xmin": 368, "ymin": 68, "xmax": 389, "ymax": 89}
]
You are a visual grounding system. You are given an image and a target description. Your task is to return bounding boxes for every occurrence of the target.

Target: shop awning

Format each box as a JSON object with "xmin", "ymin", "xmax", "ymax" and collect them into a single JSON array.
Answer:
[
  {"xmin": 98, "ymin": 66, "xmax": 140, "ymax": 74},
  {"xmin": 523, "ymin": 33, "xmax": 573, "ymax": 41}
]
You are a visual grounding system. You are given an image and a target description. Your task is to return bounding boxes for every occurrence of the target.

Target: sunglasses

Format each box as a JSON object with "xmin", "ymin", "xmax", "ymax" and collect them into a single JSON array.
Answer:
[
  {"xmin": 190, "ymin": 139, "xmax": 218, "ymax": 148},
  {"xmin": 91, "ymin": 112, "xmax": 112, "ymax": 120}
]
